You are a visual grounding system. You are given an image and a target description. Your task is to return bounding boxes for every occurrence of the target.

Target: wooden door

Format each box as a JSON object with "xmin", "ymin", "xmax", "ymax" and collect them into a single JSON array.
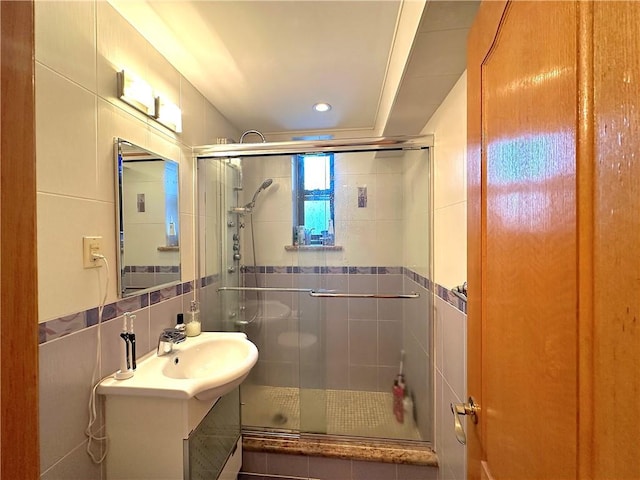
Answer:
[
  {"xmin": 468, "ymin": 2, "xmax": 640, "ymax": 479},
  {"xmin": 467, "ymin": 2, "xmax": 579, "ymax": 478},
  {"xmin": 0, "ymin": 1, "xmax": 39, "ymax": 478}
]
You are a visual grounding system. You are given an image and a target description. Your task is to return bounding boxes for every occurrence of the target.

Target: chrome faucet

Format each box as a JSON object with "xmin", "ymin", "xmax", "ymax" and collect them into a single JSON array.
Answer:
[{"xmin": 157, "ymin": 328, "xmax": 186, "ymax": 356}]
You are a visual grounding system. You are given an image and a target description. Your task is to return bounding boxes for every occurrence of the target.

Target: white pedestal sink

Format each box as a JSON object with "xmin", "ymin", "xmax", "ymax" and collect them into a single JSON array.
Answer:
[
  {"xmin": 98, "ymin": 332, "xmax": 258, "ymax": 480},
  {"xmin": 98, "ymin": 331, "xmax": 258, "ymax": 400}
]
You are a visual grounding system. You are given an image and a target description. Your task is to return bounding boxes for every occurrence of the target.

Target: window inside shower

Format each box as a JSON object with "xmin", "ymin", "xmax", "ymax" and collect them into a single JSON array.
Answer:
[
  {"xmin": 196, "ymin": 142, "xmax": 433, "ymax": 445},
  {"xmin": 293, "ymin": 153, "xmax": 335, "ymax": 246}
]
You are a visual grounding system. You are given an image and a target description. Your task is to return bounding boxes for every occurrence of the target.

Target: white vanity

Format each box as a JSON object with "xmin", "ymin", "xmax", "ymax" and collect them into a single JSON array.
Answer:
[{"xmin": 98, "ymin": 332, "xmax": 258, "ymax": 480}]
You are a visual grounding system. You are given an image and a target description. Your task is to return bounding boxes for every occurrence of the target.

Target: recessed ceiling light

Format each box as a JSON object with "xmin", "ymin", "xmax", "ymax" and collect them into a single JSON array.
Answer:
[{"xmin": 313, "ymin": 102, "xmax": 332, "ymax": 112}]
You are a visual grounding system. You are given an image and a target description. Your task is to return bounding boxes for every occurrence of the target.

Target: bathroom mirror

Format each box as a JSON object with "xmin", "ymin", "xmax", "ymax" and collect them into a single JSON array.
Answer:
[{"xmin": 115, "ymin": 138, "xmax": 181, "ymax": 297}]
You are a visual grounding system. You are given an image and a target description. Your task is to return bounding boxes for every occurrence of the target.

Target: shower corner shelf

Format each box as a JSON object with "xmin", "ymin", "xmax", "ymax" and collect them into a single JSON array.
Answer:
[{"xmin": 284, "ymin": 245, "xmax": 343, "ymax": 251}]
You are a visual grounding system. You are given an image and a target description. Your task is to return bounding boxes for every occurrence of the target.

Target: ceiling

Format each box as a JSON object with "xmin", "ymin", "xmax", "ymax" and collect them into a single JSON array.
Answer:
[{"xmin": 110, "ymin": 0, "xmax": 479, "ymax": 138}]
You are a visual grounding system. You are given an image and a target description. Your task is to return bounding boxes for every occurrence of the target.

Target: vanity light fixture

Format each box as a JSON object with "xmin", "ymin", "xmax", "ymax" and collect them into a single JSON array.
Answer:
[
  {"xmin": 155, "ymin": 95, "xmax": 183, "ymax": 133},
  {"xmin": 313, "ymin": 102, "xmax": 332, "ymax": 112},
  {"xmin": 117, "ymin": 70, "xmax": 155, "ymax": 116}
]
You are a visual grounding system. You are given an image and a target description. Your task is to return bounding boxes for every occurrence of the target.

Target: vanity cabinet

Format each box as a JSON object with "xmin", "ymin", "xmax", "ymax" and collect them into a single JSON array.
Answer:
[{"xmin": 104, "ymin": 388, "xmax": 241, "ymax": 480}]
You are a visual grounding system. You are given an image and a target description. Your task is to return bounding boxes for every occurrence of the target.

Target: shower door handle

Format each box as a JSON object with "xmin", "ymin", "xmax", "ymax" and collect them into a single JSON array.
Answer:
[{"xmin": 450, "ymin": 397, "xmax": 479, "ymax": 445}]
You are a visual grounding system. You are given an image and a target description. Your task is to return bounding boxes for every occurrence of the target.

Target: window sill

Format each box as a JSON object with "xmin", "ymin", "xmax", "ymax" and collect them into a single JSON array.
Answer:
[
  {"xmin": 285, "ymin": 245, "xmax": 343, "ymax": 251},
  {"xmin": 157, "ymin": 246, "xmax": 180, "ymax": 252}
]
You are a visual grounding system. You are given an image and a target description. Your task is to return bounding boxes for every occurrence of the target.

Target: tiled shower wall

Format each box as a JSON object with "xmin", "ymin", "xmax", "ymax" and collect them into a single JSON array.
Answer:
[
  {"xmin": 424, "ymin": 73, "xmax": 468, "ymax": 480},
  {"xmin": 35, "ymin": 2, "xmax": 238, "ymax": 478}
]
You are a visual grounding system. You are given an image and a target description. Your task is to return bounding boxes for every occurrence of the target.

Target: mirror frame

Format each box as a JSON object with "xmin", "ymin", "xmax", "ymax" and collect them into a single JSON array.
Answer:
[{"xmin": 114, "ymin": 138, "xmax": 181, "ymax": 298}]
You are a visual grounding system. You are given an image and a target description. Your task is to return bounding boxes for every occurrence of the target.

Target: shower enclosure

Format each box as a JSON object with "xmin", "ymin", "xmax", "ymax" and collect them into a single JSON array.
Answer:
[{"xmin": 195, "ymin": 136, "xmax": 433, "ymax": 445}]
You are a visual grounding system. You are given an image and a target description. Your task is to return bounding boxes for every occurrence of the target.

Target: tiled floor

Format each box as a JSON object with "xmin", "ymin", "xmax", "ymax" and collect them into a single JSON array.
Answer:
[{"xmin": 241, "ymin": 385, "xmax": 422, "ymax": 441}]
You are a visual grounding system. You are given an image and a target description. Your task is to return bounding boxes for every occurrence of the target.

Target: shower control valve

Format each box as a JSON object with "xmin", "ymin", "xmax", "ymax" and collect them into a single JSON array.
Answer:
[
  {"xmin": 228, "ymin": 266, "xmax": 236, "ymax": 273},
  {"xmin": 227, "ymin": 221, "xmax": 236, "ymax": 227}
]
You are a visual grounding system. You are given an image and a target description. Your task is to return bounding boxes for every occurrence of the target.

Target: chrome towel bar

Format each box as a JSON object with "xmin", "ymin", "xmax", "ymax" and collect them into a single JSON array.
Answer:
[
  {"xmin": 308, "ymin": 291, "xmax": 419, "ymax": 298},
  {"xmin": 218, "ymin": 286, "xmax": 312, "ymax": 293},
  {"xmin": 217, "ymin": 286, "xmax": 419, "ymax": 299}
]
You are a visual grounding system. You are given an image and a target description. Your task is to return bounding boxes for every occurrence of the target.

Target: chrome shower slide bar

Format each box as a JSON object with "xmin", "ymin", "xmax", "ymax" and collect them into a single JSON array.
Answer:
[{"xmin": 217, "ymin": 286, "xmax": 419, "ymax": 299}]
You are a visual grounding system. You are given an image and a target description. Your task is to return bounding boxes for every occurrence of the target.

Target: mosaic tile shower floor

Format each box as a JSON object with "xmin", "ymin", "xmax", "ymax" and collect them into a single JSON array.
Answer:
[{"xmin": 241, "ymin": 385, "xmax": 422, "ymax": 441}]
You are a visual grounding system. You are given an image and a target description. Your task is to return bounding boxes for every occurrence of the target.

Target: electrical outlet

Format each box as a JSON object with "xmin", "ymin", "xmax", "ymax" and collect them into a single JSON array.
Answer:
[{"xmin": 83, "ymin": 236, "xmax": 103, "ymax": 268}]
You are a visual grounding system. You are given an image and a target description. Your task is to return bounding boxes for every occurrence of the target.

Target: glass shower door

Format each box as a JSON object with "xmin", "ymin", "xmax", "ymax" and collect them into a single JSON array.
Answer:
[{"xmin": 196, "ymin": 142, "xmax": 433, "ymax": 444}]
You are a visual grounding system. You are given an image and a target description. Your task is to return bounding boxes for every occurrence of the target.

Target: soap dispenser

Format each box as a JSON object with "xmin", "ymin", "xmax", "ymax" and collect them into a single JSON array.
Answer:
[{"xmin": 185, "ymin": 300, "xmax": 201, "ymax": 337}]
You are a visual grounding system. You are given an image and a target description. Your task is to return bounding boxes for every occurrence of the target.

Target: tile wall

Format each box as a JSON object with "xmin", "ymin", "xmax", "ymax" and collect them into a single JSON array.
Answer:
[
  {"xmin": 422, "ymin": 73, "xmax": 468, "ymax": 480},
  {"xmin": 240, "ymin": 451, "xmax": 438, "ymax": 480},
  {"xmin": 35, "ymin": 1, "xmax": 238, "ymax": 478},
  {"xmin": 239, "ymin": 149, "xmax": 428, "ymax": 269},
  {"xmin": 240, "ymin": 267, "xmax": 410, "ymax": 391}
]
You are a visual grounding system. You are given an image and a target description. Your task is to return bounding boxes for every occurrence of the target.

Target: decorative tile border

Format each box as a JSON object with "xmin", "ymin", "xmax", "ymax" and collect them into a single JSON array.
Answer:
[
  {"xmin": 38, "ymin": 280, "xmax": 195, "ymax": 345},
  {"xmin": 242, "ymin": 266, "xmax": 404, "ymax": 275},
  {"xmin": 200, "ymin": 273, "xmax": 220, "ymax": 287},
  {"xmin": 39, "ymin": 266, "xmax": 466, "ymax": 346},
  {"xmin": 435, "ymin": 283, "xmax": 467, "ymax": 314},
  {"xmin": 240, "ymin": 265, "xmax": 466, "ymax": 314},
  {"xmin": 124, "ymin": 265, "xmax": 181, "ymax": 273}
]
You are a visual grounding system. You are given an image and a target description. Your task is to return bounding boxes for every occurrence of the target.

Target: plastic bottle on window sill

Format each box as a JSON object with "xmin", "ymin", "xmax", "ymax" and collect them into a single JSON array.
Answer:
[{"xmin": 328, "ymin": 219, "xmax": 335, "ymax": 245}]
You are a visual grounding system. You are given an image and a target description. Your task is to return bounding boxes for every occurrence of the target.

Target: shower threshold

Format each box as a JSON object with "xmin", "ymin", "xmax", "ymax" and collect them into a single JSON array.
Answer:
[{"xmin": 241, "ymin": 431, "xmax": 437, "ymax": 467}]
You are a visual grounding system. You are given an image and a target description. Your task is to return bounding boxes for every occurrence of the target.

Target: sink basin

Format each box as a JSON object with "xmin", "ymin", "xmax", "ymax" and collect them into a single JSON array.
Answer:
[{"xmin": 97, "ymin": 332, "xmax": 258, "ymax": 401}]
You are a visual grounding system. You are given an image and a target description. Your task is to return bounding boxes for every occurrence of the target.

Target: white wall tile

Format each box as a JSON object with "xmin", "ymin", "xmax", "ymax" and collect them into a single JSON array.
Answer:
[
  {"xmin": 96, "ymin": 2, "xmax": 152, "ymax": 121},
  {"xmin": 374, "ymin": 152, "xmax": 405, "ymax": 174},
  {"xmin": 251, "ymin": 176, "xmax": 292, "ymax": 224},
  {"xmin": 335, "ymin": 151, "xmax": 376, "ymax": 175},
  {"xmin": 252, "ymin": 220, "xmax": 293, "ymax": 266},
  {"xmin": 434, "ymin": 370, "xmax": 443, "ymax": 454},
  {"xmin": 180, "ymin": 78, "xmax": 206, "ymax": 147},
  {"xmin": 97, "ymin": 99, "xmax": 149, "ymax": 203},
  {"xmin": 180, "ymin": 144, "xmax": 195, "ymax": 215},
  {"xmin": 204, "ymin": 101, "xmax": 240, "ymax": 143},
  {"xmin": 342, "ymin": 220, "xmax": 378, "ymax": 266},
  {"xmin": 40, "ymin": 440, "xmax": 102, "ymax": 480},
  {"xmin": 422, "ymin": 71, "xmax": 467, "ymax": 289},
  {"xmin": 39, "ymin": 327, "xmax": 99, "ymax": 472},
  {"xmin": 148, "ymin": 130, "xmax": 180, "ymax": 164},
  {"xmin": 180, "ymin": 212, "xmax": 196, "ymax": 281},
  {"xmin": 37, "ymin": 193, "xmax": 117, "ymax": 322},
  {"xmin": 375, "ymin": 220, "xmax": 403, "ymax": 265},
  {"xmin": 420, "ymin": 72, "xmax": 468, "ymax": 480},
  {"xmin": 146, "ymin": 43, "xmax": 181, "ymax": 117},
  {"xmin": 435, "ymin": 298, "xmax": 445, "ymax": 373},
  {"xmin": 440, "ymin": 380, "xmax": 467, "ymax": 480},
  {"xmin": 375, "ymin": 173, "xmax": 403, "ymax": 221},
  {"xmin": 440, "ymin": 300, "xmax": 466, "ymax": 401},
  {"xmin": 36, "ymin": 64, "xmax": 97, "ymax": 199},
  {"xmin": 434, "ymin": 201, "xmax": 466, "ymax": 289},
  {"xmin": 427, "ymin": 72, "xmax": 467, "ymax": 210},
  {"xmin": 35, "ymin": 0, "xmax": 96, "ymax": 91}
]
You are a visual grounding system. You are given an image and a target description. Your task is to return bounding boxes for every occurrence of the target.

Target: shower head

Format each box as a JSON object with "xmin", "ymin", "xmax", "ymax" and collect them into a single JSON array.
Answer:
[
  {"xmin": 245, "ymin": 178, "xmax": 274, "ymax": 210},
  {"xmin": 259, "ymin": 178, "xmax": 274, "ymax": 191}
]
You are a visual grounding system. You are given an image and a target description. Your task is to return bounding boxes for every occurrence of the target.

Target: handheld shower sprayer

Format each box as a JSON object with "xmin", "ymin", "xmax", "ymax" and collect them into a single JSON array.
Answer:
[{"xmin": 245, "ymin": 178, "xmax": 273, "ymax": 210}]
